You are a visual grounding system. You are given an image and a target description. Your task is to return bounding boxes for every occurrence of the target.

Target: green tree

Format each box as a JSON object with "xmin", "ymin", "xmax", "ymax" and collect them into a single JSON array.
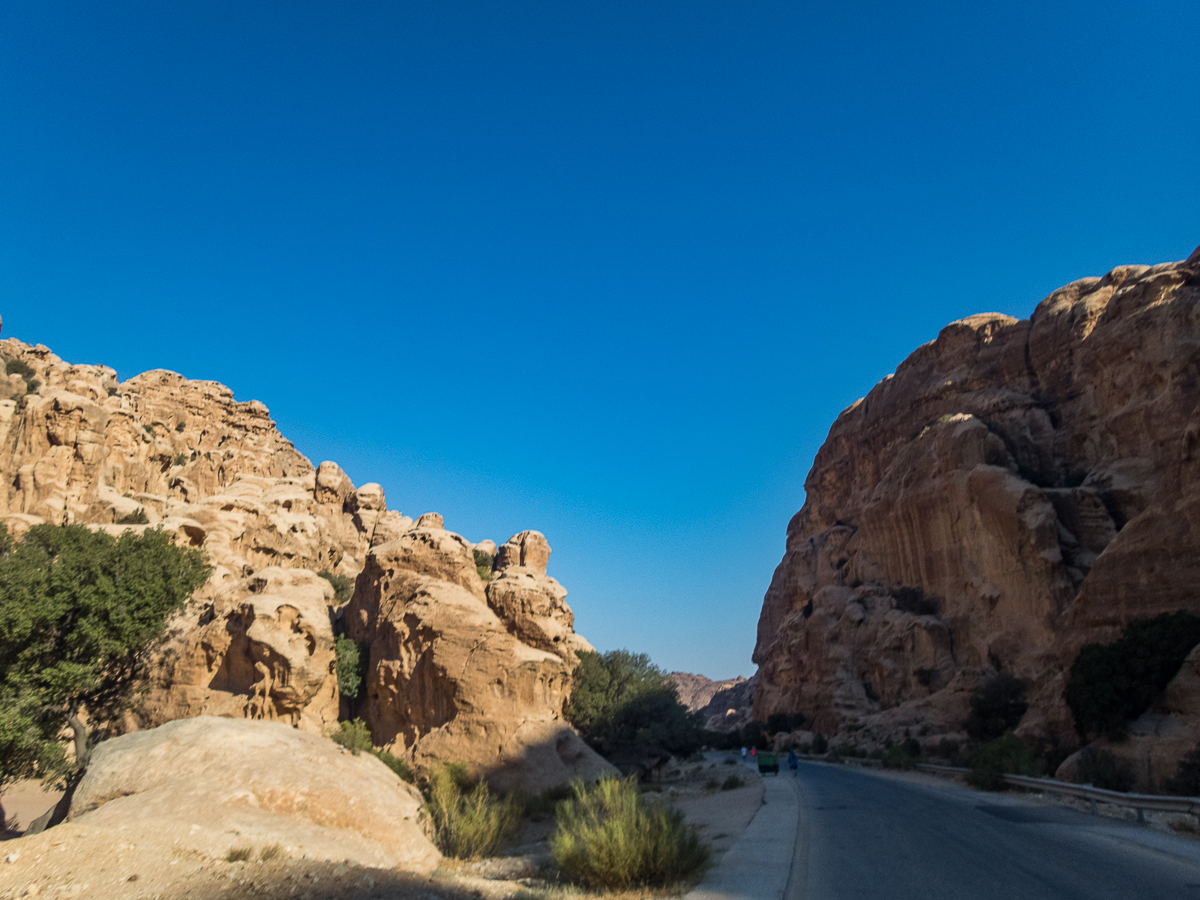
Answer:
[
  {"xmin": 565, "ymin": 650, "xmax": 703, "ymax": 761},
  {"xmin": 965, "ymin": 673, "xmax": 1028, "ymax": 741},
  {"xmin": 0, "ymin": 524, "xmax": 210, "ymax": 787},
  {"xmin": 334, "ymin": 635, "xmax": 365, "ymax": 700},
  {"xmin": 1066, "ymin": 612, "xmax": 1200, "ymax": 740}
]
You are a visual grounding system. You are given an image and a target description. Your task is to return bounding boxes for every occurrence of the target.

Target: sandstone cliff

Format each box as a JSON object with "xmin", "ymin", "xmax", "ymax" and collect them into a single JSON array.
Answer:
[
  {"xmin": 752, "ymin": 247, "xmax": 1200, "ymax": 781},
  {"xmin": 0, "ymin": 337, "xmax": 608, "ymax": 789},
  {"xmin": 670, "ymin": 672, "xmax": 755, "ymax": 733}
]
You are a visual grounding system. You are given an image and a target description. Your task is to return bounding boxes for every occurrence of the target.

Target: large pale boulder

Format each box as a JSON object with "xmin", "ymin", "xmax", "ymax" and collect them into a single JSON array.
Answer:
[
  {"xmin": 345, "ymin": 529, "xmax": 616, "ymax": 793},
  {"xmin": 753, "ymin": 248, "xmax": 1200, "ymax": 754},
  {"xmin": 67, "ymin": 717, "xmax": 439, "ymax": 871}
]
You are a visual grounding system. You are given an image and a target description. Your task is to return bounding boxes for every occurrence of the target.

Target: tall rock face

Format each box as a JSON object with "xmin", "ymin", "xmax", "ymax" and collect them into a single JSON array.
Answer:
[
  {"xmin": 0, "ymin": 337, "xmax": 603, "ymax": 789},
  {"xmin": 344, "ymin": 524, "xmax": 616, "ymax": 793},
  {"xmin": 753, "ymin": 248, "xmax": 1200, "ymax": 769},
  {"xmin": 670, "ymin": 672, "xmax": 755, "ymax": 732}
]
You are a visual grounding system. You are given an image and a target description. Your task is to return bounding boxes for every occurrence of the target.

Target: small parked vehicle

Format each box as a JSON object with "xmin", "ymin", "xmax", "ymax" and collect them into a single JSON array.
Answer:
[{"xmin": 758, "ymin": 751, "xmax": 779, "ymax": 775}]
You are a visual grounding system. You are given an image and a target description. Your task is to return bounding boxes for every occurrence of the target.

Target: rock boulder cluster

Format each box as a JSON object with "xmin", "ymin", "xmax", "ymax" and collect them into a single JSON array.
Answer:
[
  {"xmin": 753, "ymin": 247, "xmax": 1200, "ymax": 787},
  {"xmin": 0, "ymin": 337, "xmax": 610, "ymax": 791}
]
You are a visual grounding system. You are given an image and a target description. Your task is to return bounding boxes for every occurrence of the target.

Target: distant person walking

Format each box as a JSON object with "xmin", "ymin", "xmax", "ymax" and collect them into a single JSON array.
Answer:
[
  {"xmin": 741, "ymin": 746, "xmax": 747, "ymax": 763},
  {"xmin": 750, "ymin": 747, "xmax": 757, "ymax": 765},
  {"xmin": 788, "ymin": 749, "xmax": 798, "ymax": 774}
]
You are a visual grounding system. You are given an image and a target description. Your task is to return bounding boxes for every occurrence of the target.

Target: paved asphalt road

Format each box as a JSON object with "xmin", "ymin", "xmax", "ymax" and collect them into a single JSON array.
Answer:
[{"xmin": 789, "ymin": 763, "xmax": 1200, "ymax": 900}]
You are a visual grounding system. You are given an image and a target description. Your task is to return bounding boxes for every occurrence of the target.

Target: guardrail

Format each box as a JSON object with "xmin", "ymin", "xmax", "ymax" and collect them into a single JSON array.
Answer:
[
  {"xmin": 783, "ymin": 755, "xmax": 1200, "ymax": 824},
  {"xmin": 913, "ymin": 763, "xmax": 1200, "ymax": 824}
]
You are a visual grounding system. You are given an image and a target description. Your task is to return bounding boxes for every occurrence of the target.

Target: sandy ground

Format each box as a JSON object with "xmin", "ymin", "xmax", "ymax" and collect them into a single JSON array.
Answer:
[
  {"xmin": 0, "ymin": 759, "xmax": 767, "ymax": 900},
  {"xmin": 1, "ymin": 780, "xmax": 63, "ymax": 834}
]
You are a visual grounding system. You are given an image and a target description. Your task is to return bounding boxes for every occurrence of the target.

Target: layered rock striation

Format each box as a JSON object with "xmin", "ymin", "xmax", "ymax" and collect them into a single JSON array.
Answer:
[
  {"xmin": 753, "ymin": 248, "xmax": 1200, "ymax": 776},
  {"xmin": 0, "ymin": 337, "xmax": 606, "ymax": 789}
]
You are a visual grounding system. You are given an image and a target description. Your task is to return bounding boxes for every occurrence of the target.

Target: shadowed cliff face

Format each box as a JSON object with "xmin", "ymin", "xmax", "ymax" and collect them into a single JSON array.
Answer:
[{"xmin": 753, "ymin": 247, "xmax": 1200, "ymax": 754}]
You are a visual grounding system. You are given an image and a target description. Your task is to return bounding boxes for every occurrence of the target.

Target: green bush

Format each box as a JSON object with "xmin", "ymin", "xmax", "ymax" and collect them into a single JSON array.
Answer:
[
  {"xmin": 173, "ymin": 453, "xmax": 189, "ymax": 467},
  {"xmin": 334, "ymin": 635, "xmax": 365, "ymax": 699},
  {"xmin": 4, "ymin": 358, "xmax": 35, "ymax": 380},
  {"xmin": 551, "ymin": 777, "xmax": 709, "ymax": 889},
  {"xmin": 811, "ymin": 734, "xmax": 828, "ymax": 755},
  {"xmin": 330, "ymin": 718, "xmax": 373, "ymax": 755},
  {"xmin": 318, "ymin": 570, "xmax": 355, "ymax": 604},
  {"xmin": 1066, "ymin": 612, "xmax": 1200, "ymax": 740},
  {"xmin": 967, "ymin": 733, "xmax": 1044, "ymax": 791},
  {"xmin": 740, "ymin": 721, "xmax": 768, "ymax": 751},
  {"xmin": 965, "ymin": 674, "xmax": 1028, "ymax": 741},
  {"xmin": 1165, "ymin": 743, "xmax": 1200, "ymax": 796},
  {"xmin": 372, "ymin": 748, "xmax": 415, "ymax": 783},
  {"xmin": 515, "ymin": 782, "xmax": 574, "ymax": 821},
  {"xmin": 424, "ymin": 761, "xmax": 522, "ymax": 859},
  {"xmin": 720, "ymin": 774, "xmax": 744, "ymax": 791},
  {"xmin": 115, "ymin": 508, "xmax": 149, "ymax": 526},
  {"xmin": 1075, "ymin": 747, "xmax": 1134, "ymax": 792},
  {"xmin": 565, "ymin": 650, "xmax": 703, "ymax": 761},
  {"xmin": 473, "ymin": 549, "xmax": 494, "ymax": 582},
  {"xmin": 882, "ymin": 736, "xmax": 922, "ymax": 770},
  {"xmin": 24, "ymin": 379, "xmax": 39, "ymax": 395}
]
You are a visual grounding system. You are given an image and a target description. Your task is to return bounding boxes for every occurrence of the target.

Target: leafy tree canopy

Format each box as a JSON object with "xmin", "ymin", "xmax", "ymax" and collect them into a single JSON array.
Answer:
[
  {"xmin": 1066, "ymin": 612, "xmax": 1200, "ymax": 741},
  {"xmin": 565, "ymin": 650, "xmax": 702, "ymax": 762},
  {"xmin": 964, "ymin": 673, "xmax": 1028, "ymax": 742},
  {"xmin": 0, "ymin": 523, "xmax": 210, "ymax": 787}
]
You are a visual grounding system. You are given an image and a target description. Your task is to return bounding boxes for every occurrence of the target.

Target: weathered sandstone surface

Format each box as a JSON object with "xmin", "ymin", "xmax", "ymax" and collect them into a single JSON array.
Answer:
[
  {"xmin": 0, "ymin": 336, "xmax": 603, "ymax": 790},
  {"xmin": 753, "ymin": 247, "xmax": 1200, "ymax": 783},
  {"xmin": 345, "ymin": 525, "xmax": 616, "ymax": 793},
  {"xmin": 0, "ymin": 718, "xmax": 440, "ymax": 900}
]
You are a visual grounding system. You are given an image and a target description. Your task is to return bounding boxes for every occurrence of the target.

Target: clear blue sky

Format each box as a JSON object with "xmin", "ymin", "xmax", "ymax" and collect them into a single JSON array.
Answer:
[{"xmin": 2, "ymin": 2, "xmax": 1196, "ymax": 678}]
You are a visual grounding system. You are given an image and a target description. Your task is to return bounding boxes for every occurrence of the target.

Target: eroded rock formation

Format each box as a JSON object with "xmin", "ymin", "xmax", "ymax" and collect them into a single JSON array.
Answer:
[
  {"xmin": 344, "ymin": 522, "xmax": 616, "ymax": 793},
  {"xmin": 67, "ymin": 717, "xmax": 439, "ymax": 871},
  {"xmin": 0, "ymin": 337, "xmax": 602, "ymax": 789},
  {"xmin": 670, "ymin": 673, "xmax": 755, "ymax": 733},
  {"xmin": 753, "ymin": 247, "xmax": 1200, "ymax": 782}
]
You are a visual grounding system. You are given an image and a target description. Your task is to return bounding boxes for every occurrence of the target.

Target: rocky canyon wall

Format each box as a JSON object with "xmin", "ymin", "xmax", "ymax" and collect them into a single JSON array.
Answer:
[
  {"xmin": 0, "ymin": 337, "xmax": 610, "ymax": 789},
  {"xmin": 753, "ymin": 247, "xmax": 1200, "ymax": 780}
]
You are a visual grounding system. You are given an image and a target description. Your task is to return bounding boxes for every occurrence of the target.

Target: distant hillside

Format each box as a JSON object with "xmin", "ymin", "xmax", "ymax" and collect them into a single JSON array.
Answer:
[{"xmin": 670, "ymin": 671, "xmax": 755, "ymax": 732}]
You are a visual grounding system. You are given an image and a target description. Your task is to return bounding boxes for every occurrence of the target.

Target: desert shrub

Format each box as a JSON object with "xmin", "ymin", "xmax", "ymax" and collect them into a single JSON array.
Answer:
[
  {"xmin": 173, "ymin": 453, "xmax": 189, "ymax": 466},
  {"xmin": 258, "ymin": 843, "xmax": 284, "ymax": 861},
  {"xmin": 115, "ymin": 508, "xmax": 149, "ymax": 526},
  {"xmin": 425, "ymin": 761, "xmax": 522, "ymax": 859},
  {"xmin": 703, "ymin": 777, "xmax": 719, "ymax": 791},
  {"xmin": 517, "ymin": 782, "xmax": 575, "ymax": 820},
  {"xmin": 811, "ymin": 734, "xmax": 828, "ymax": 755},
  {"xmin": 965, "ymin": 674, "xmax": 1028, "ymax": 741},
  {"xmin": 175, "ymin": 421, "xmax": 186, "ymax": 433},
  {"xmin": 372, "ymin": 748, "xmax": 415, "ymax": 783},
  {"xmin": 225, "ymin": 846, "xmax": 253, "ymax": 862},
  {"xmin": 766, "ymin": 712, "xmax": 806, "ymax": 734},
  {"xmin": 330, "ymin": 718, "xmax": 373, "ymax": 755},
  {"xmin": 882, "ymin": 736, "xmax": 922, "ymax": 770},
  {"xmin": 334, "ymin": 635, "xmax": 364, "ymax": 699},
  {"xmin": 1165, "ymin": 743, "xmax": 1200, "ymax": 796},
  {"xmin": 566, "ymin": 650, "xmax": 703, "ymax": 761},
  {"xmin": 318, "ymin": 569, "xmax": 355, "ymax": 604},
  {"xmin": 720, "ymin": 774, "xmax": 744, "ymax": 791},
  {"xmin": 967, "ymin": 733, "xmax": 1044, "ymax": 790},
  {"xmin": 1075, "ymin": 747, "xmax": 1134, "ymax": 792},
  {"xmin": 473, "ymin": 549, "xmax": 494, "ymax": 582},
  {"xmin": 935, "ymin": 737, "xmax": 963, "ymax": 765},
  {"xmin": 551, "ymin": 777, "xmax": 709, "ymax": 889},
  {"xmin": 4, "ymin": 358, "xmax": 35, "ymax": 380},
  {"xmin": 1066, "ymin": 612, "xmax": 1200, "ymax": 741},
  {"xmin": 24, "ymin": 379, "xmax": 39, "ymax": 395}
]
